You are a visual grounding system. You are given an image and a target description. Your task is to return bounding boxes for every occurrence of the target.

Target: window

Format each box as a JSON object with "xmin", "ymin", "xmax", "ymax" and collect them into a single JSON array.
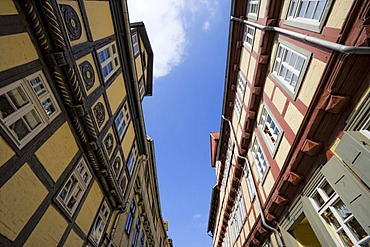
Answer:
[
  {"xmin": 125, "ymin": 200, "xmax": 136, "ymax": 233},
  {"xmin": 247, "ymin": 0, "xmax": 259, "ymax": 18},
  {"xmin": 89, "ymin": 200, "xmax": 110, "ymax": 245},
  {"xmin": 132, "ymin": 33, "xmax": 140, "ymax": 57},
  {"xmin": 0, "ymin": 71, "xmax": 60, "ymax": 148},
  {"xmin": 310, "ymin": 179, "xmax": 370, "ymax": 246},
  {"xmin": 132, "ymin": 218, "xmax": 141, "ymax": 247},
  {"xmin": 138, "ymin": 77, "xmax": 145, "ymax": 99},
  {"xmin": 97, "ymin": 41, "xmax": 120, "ymax": 82},
  {"xmin": 221, "ymin": 139, "xmax": 233, "ymax": 191},
  {"xmin": 258, "ymin": 105, "xmax": 283, "ymax": 155},
  {"xmin": 251, "ymin": 138, "xmax": 270, "ymax": 180},
  {"xmin": 57, "ymin": 158, "xmax": 92, "ymax": 216},
  {"xmin": 112, "ymin": 156, "xmax": 122, "ymax": 178},
  {"xmin": 233, "ymin": 73, "xmax": 245, "ymax": 119},
  {"xmin": 243, "ymin": 25, "xmax": 255, "ymax": 50},
  {"xmin": 272, "ymin": 42, "xmax": 310, "ymax": 98},
  {"xmin": 229, "ymin": 190, "xmax": 247, "ymax": 245},
  {"xmin": 285, "ymin": 0, "xmax": 332, "ymax": 32},
  {"xmin": 142, "ymin": 51, "xmax": 147, "ymax": 69},
  {"xmin": 115, "ymin": 100, "xmax": 131, "ymax": 140},
  {"xmin": 127, "ymin": 142, "xmax": 138, "ymax": 176},
  {"xmin": 140, "ymin": 231, "xmax": 145, "ymax": 247},
  {"xmin": 246, "ymin": 172, "xmax": 256, "ymax": 200}
]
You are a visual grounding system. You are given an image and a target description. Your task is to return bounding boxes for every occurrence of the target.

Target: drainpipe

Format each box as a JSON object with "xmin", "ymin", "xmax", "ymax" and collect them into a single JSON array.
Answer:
[
  {"xmin": 230, "ymin": 16, "xmax": 370, "ymax": 55},
  {"xmin": 221, "ymin": 116, "xmax": 284, "ymax": 247}
]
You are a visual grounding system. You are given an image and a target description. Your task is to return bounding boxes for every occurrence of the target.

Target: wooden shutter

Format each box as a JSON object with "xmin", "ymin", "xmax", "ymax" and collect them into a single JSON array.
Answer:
[
  {"xmin": 321, "ymin": 156, "xmax": 370, "ymax": 235},
  {"xmin": 335, "ymin": 131, "xmax": 370, "ymax": 187}
]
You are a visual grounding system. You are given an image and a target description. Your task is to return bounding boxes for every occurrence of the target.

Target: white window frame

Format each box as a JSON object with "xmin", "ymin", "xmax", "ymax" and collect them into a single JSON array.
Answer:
[
  {"xmin": 251, "ymin": 138, "xmax": 270, "ymax": 181},
  {"xmin": 132, "ymin": 32, "xmax": 140, "ymax": 57},
  {"xmin": 127, "ymin": 141, "xmax": 138, "ymax": 176},
  {"xmin": 115, "ymin": 100, "xmax": 131, "ymax": 140},
  {"xmin": 97, "ymin": 41, "xmax": 120, "ymax": 82},
  {"xmin": 310, "ymin": 179, "xmax": 370, "ymax": 246},
  {"xmin": 246, "ymin": 172, "xmax": 256, "ymax": 200},
  {"xmin": 271, "ymin": 41, "xmax": 311, "ymax": 99},
  {"xmin": 0, "ymin": 71, "xmax": 60, "ymax": 148},
  {"xmin": 138, "ymin": 77, "xmax": 145, "ymax": 99},
  {"xmin": 89, "ymin": 200, "xmax": 110, "ymax": 245},
  {"xmin": 284, "ymin": 0, "xmax": 333, "ymax": 33},
  {"xmin": 247, "ymin": 0, "xmax": 260, "ymax": 19},
  {"xmin": 243, "ymin": 25, "xmax": 255, "ymax": 51},
  {"xmin": 258, "ymin": 104, "xmax": 283, "ymax": 156},
  {"xmin": 57, "ymin": 158, "xmax": 92, "ymax": 216}
]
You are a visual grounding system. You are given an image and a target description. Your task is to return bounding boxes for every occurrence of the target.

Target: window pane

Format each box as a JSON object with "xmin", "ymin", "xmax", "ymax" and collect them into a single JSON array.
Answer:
[
  {"xmin": 322, "ymin": 182, "xmax": 334, "ymax": 198},
  {"xmin": 10, "ymin": 118, "xmax": 30, "ymax": 140},
  {"xmin": 333, "ymin": 200, "xmax": 351, "ymax": 220},
  {"xmin": 42, "ymin": 98, "xmax": 56, "ymax": 116},
  {"xmin": 298, "ymin": 1, "xmax": 308, "ymax": 18},
  {"xmin": 24, "ymin": 110, "xmax": 41, "ymax": 129},
  {"xmin": 29, "ymin": 77, "xmax": 46, "ymax": 96},
  {"xmin": 8, "ymin": 86, "xmax": 29, "ymax": 109},
  {"xmin": 346, "ymin": 218, "xmax": 368, "ymax": 241},
  {"xmin": 321, "ymin": 208, "xmax": 340, "ymax": 229},
  {"xmin": 338, "ymin": 229, "xmax": 354, "ymax": 247},
  {"xmin": 0, "ymin": 95, "xmax": 15, "ymax": 119},
  {"xmin": 314, "ymin": 1, "xmax": 326, "ymax": 20}
]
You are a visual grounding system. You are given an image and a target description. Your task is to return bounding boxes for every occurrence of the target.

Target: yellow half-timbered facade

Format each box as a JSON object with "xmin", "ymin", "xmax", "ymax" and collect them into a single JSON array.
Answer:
[{"xmin": 0, "ymin": 0, "xmax": 171, "ymax": 246}]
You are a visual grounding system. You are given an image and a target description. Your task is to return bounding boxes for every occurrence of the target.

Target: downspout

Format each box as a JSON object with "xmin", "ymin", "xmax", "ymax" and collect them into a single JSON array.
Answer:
[
  {"xmin": 231, "ymin": 17, "xmax": 370, "ymax": 55},
  {"xmin": 221, "ymin": 116, "xmax": 284, "ymax": 247}
]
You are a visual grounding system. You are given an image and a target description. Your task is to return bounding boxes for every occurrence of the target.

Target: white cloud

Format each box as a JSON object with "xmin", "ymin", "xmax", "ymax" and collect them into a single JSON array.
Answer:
[
  {"xmin": 193, "ymin": 213, "xmax": 202, "ymax": 219},
  {"xmin": 127, "ymin": 0, "xmax": 219, "ymax": 79}
]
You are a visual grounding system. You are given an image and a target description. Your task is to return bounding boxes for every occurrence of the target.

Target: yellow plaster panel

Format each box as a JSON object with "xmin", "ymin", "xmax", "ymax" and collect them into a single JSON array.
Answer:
[
  {"xmin": 92, "ymin": 96, "xmax": 109, "ymax": 132},
  {"xmin": 280, "ymin": 0, "xmax": 289, "ymax": 20},
  {"xmin": 262, "ymin": 172, "xmax": 274, "ymax": 203},
  {"xmin": 326, "ymin": 0, "xmax": 352, "ymax": 29},
  {"xmin": 135, "ymin": 55, "xmax": 143, "ymax": 80},
  {"xmin": 264, "ymin": 77, "xmax": 274, "ymax": 99},
  {"xmin": 298, "ymin": 58, "xmax": 325, "ymax": 106},
  {"xmin": 232, "ymin": 112, "xmax": 240, "ymax": 131},
  {"xmin": 272, "ymin": 86, "xmax": 286, "ymax": 114},
  {"xmin": 247, "ymin": 57, "xmax": 256, "ymax": 83},
  {"xmin": 77, "ymin": 53, "xmax": 100, "ymax": 95},
  {"xmin": 0, "ymin": 163, "xmax": 47, "ymax": 240},
  {"xmin": 240, "ymin": 48, "xmax": 250, "ymax": 77},
  {"xmin": 0, "ymin": 33, "xmax": 38, "ymax": 73},
  {"xmin": 58, "ymin": 1, "xmax": 88, "ymax": 46},
  {"xmin": 24, "ymin": 206, "xmax": 67, "ymax": 246},
  {"xmin": 269, "ymin": 42, "xmax": 278, "ymax": 72},
  {"xmin": 35, "ymin": 122, "xmax": 78, "ymax": 181},
  {"xmin": 106, "ymin": 74, "xmax": 127, "ymax": 115},
  {"xmin": 76, "ymin": 181, "xmax": 103, "ymax": 234},
  {"xmin": 121, "ymin": 124, "xmax": 135, "ymax": 158},
  {"xmin": 284, "ymin": 103, "xmax": 304, "ymax": 134},
  {"xmin": 0, "ymin": 136, "xmax": 15, "ymax": 166},
  {"xmin": 243, "ymin": 85, "xmax": 251, "ymax": 105},
  {"xmin": 85, "ymin": 1, "xmax": 114, "ymax": 41},
  {"xmin": 253, "ymin": 29, "xmax": 261, "ymax": 53},
  {"xmin": 64, "ymin": 229, "xmax": 84, "ymax": 247},
  {"xmin": 258, "ymin": 0, "xmax": 266, "ymax": 19},
  {"xmin": 274, "ymin": 136, "xmax": 290, "ymax": 169},
  {"xmin": 0, "ymin": 0, "xmax": 18, "ymax": 14}
]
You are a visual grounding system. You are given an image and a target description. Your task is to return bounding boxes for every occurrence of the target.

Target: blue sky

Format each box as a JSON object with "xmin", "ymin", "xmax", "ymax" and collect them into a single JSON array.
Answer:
[{"xmin": 127, "ymin": 1, "xmax": 230, "ymax": 246}]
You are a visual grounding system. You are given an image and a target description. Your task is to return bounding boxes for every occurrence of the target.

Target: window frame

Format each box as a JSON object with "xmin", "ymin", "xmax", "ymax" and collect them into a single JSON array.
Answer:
[
  {"xmin": 56, "ymin": 157, "xmax": 92, "ymax": 216},
  {"xmin": 270, "ymin": 40, "xmax": 311, "ymax": 100},
  {"xmin": 246, "ymin": 0, "xmax": 260, "ymax": 20},
  {"xmin": 115, "ymin": 100, "xmax": 131, "ymax": 140},
  {"xmin": 246, "ymin": 171, "xmax": 256, "ymax": 201},
  {"xmin": 0, "ymin": 71, "xmax": 60, "ymax": 148},
  {"xmin": 125, "ymin": 200, "xmax": 136, "ymax": 234},
  {"xmin": 132, "ymin": 32, "xmax": 140, "ymax": 57},
  {"xmin": 309, "ymin": 179, "xmax": 370, "ymax": 246},
  {"xmin": 127, "ymin": 141, "xmax": 138, "ymax": 177},
  {"xmin": 284, "ymin": 0, "xmax": 334, "ymax": 33},
  {"xmin": 97, "ymin": 41, "xmax": 120, "ymax": 82},
  {"xmin": 258, "ymin": 104, "xmax": 284, "ymax": 157},
  {"xmin": 251, "ymin": 137, "xmax": 270, "ymax": 182},
  {"xmin": 89, "ymin": 200, "xmax": 111, "ymax": 246},
  {"xmin": 243, "ymin": 24, "xmax": 256, "ymax": 51},
  {"xmin": 132, "ymin": 217, "xmax": 141, "ymax": 247}
]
